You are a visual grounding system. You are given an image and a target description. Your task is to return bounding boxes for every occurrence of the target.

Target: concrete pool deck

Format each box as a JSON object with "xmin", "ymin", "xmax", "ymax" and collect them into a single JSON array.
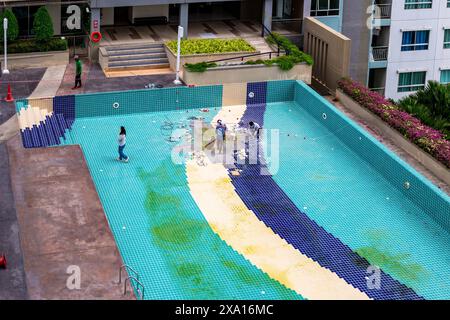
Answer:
[{"xmin": 6, "ymin": 134, "xmax": 134, "ymax": 300}]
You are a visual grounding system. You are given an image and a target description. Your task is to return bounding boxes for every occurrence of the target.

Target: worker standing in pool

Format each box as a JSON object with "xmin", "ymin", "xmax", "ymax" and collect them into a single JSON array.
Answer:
[
  {"xmin": 215, "ymin": 119, "xmax": 227, "ymax": 154},
  {"xmin": 118, "ymin": 126, "xmax": 129, "ymax": 163},
  {"xmin": 248, "ymin": 121, "xmax": 261, "ymax": 139}
]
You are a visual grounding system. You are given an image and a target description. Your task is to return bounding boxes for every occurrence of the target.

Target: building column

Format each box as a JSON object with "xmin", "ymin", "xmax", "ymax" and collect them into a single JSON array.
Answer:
[
  {"xmin": 262, "ymin": 0, "xmax": 273, "ymax": 34},
  {"xmin": 303, "ymin": 0, "xmax": 312, "ymax": 17},
  {"xmin": 90, "ymin": 8, "xmax": 101, "ymax": 33},
  {"xmin": 276, "ymin": 0, "xmax": 284, "ymax": 18},
  {"xmin": 179, "ymin": 3, "xmax": 189, "ymax": 38},
  {"xmin": 89, "ymin": 8, "xmax": 101, "ymax": 62}
]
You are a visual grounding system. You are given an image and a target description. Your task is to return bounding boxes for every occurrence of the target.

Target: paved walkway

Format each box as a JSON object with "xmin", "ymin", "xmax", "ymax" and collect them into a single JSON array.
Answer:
[
  {"xmin": 0, "ymin": 141, "xmax": 28, "ymax": 300},
  {"xmin": 28, "ymin": 65, "xmax": 67, "ymax": 99},
  {"xmin": 57, "ymin": 60, "xmax": 177, "ymax": 96},
  {"xmin": 0, "ymin": 68, "xmax": 46, "ymax": 126},
  {"xmin": 7, "ymin": 135, "xmax": 134, "ymax": 300},
  {"xmin": 0, "ymin": 67, "xmax": 46, "ymax": 300}
]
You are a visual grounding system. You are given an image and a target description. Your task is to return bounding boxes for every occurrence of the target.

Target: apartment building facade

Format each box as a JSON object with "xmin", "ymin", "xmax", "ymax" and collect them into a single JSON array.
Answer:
[{"xmin": 367, "ymin": 0, "xmax": 450, "ymax": 100}]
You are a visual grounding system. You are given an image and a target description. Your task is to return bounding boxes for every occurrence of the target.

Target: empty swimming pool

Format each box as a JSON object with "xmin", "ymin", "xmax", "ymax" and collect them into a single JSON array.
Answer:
[{"xmin": 17, "ymin": 80, "xmax": 450, "ymax": 300}]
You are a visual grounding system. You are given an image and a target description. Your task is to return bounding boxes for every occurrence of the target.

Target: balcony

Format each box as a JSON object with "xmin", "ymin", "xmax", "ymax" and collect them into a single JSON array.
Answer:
[
  {"xmin": 376, "ymin": 3, "xmax": 392, "ymax": 19},
  {"xmin": 371, "ymin": 46, "xmax": 389, "ymax": 61}
]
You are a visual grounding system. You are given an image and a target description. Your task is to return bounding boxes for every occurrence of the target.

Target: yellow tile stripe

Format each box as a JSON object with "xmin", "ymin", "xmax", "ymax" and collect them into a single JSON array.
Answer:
[{"xmin": 185, "ymin": 104, "xmax": 371, "ymax": 300}]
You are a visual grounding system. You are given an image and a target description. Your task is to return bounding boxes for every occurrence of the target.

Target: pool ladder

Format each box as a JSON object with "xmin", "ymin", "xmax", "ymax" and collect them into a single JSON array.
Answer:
[{"xmin": 119, "ymin": 264, "xmax": 145, "ymax": 300}]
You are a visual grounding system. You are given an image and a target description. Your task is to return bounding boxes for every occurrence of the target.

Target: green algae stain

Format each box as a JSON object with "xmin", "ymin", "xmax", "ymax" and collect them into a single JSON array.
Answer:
[
  {"xmin": 144, "ymin": 190, "xmax": 182, "ymax": 214},
  {"xmin": 176, "ymin": 262, "xmax": 204, "ymax": 278},
  {"xmin": 221, "ymin": 259, "xmax": 299, "ymax": 300},
  {"xmin": 151, "ymin": 218, "xmax": 206, "ymax": 247},
  {"xmin": 356, "ymin": 247, "xmax": 427, "ymax": 284}
]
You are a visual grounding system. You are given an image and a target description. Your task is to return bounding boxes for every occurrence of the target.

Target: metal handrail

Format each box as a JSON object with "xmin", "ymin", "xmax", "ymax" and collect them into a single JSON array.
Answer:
[
  {"xmin": 374, "ymin": 3, "xmax": 392, "ymax": 18},
  {"xmin": 204, "ymin": 51, "xmax": 279, "ymax": 64},
  {"xmin": 124, "ymin": 276, "xmax": 145, "ymax": 300},
  {"xmin": 118, "ymin": 264, "xmax": 140, "ymax": 284},
  {"xmin": 371, "ymin": 46, "xmax": 389, "ymax": 61},
  {"xmin": 261, "ymin": 23, "xmax": 285, "ymax": 56}
]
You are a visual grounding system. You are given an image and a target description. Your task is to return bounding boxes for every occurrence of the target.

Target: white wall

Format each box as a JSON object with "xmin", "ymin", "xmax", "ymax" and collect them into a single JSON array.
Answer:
[
  {"xmin": 131, "ymin": 5, "xmax": 169, "ymax": 23},
  {"xmin": 384, "ymin": 0, "xmax": 450, "ymax": 100}
]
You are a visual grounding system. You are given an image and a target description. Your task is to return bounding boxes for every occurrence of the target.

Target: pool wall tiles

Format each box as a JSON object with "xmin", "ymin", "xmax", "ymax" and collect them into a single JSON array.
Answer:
[
  {"xmin": 293, "ymin": 81, "xmax": 450, "ymax": 231},
  {"xmin": 266, "ymin": 80, "xmax": 296, "ymax": 103},
  {"xmin": 54, "ymin": 95, "xmax": 76, "ymax": 127},
  {"xmin": 74, "ymin": 85, "xmax": 223, "ymax": 118}
]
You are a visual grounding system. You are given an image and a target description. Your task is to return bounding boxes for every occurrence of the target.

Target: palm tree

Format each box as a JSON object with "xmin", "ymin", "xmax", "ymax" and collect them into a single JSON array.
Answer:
[{"xmin": 414, "ymin": 81, "xmax": 449, "ymax": 119}]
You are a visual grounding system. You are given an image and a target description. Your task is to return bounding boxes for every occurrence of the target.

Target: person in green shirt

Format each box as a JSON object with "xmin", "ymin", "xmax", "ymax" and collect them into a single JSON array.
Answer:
[{"xmin": 72, "ymin": 55, "xmax": 83, "ymax": 89}]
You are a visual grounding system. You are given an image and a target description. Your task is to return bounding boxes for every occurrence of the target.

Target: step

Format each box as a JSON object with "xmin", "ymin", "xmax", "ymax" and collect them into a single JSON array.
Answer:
[
  {"xmin": 107, "ymin": 47, "xmax": 166, "ymax": 57},
  {"xmin": 30, "ymin": 125, "xmax": 41, "ymax": 147},
  {"xmin": 104, "ymin": 43, "xmax": 164, "ymax": 52},
  {"xmin": 108, "ymin": 58, "xmax": 169, "ymax": 68},
  {"xmin": 48, "ymin": 115, "xmax": 62, "ymax": 139},
  {"xmin": 109, "ymin": 52, "xmax": 167, "ymax": 62},
  {"xmin": 43, "ymin": 121, "xmax": 58, "ymax": 146},
  {"xmin": 107, "ymin": 62, "xmax": 170, "ymax": 71},
  {"xmin": 37, "ymin": 122, "xmax": 49, "ymax": 147},
  {"xmin": 21, "ymin": 130, "xmax": 33, "ymax": 148},
  {"xmin": 55, "ymin": 114, "xmax": 69, "ymax": 140}
]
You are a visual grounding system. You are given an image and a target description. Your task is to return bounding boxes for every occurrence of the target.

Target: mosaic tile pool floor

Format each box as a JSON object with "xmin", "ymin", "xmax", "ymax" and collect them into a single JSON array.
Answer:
[
  {"xmin": 59, "ymin": 98, "xmax": 450, "ymax": 300},
  {"xmin": 62, "ymin": 108, "xmax": 300, "ymax": 300}
]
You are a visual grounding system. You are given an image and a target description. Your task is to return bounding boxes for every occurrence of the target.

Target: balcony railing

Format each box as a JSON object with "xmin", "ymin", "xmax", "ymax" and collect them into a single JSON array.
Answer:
[
  {"xmin": 375, "ymin": 3, "xmax": 392, "ymax": 19},
  {"xmin": 372, "ymin": 46, "xmax": 389, "ymax": 61}
]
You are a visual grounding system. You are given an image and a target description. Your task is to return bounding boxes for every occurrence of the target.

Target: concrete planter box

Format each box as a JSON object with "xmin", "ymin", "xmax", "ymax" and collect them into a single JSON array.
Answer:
[
  {"xmin": 337, "ymin": 89, "xmax": 450, "ymax": 186},
  {"xmin": 182, "ymin": 63, "xmax": 312, "ymax": 86},
  {"xmin": 164, "ymin": 46, "xmax": 260, "ymax": 72},
  {"xmin": 7, "ymin": 50, "xmax": 69, "ymax": 69}
]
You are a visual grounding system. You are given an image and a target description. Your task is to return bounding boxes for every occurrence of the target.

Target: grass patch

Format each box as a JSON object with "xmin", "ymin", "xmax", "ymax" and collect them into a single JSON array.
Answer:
[{"xmin": 166, "ymin": 38, "xmax": 255, "ymax": 55}]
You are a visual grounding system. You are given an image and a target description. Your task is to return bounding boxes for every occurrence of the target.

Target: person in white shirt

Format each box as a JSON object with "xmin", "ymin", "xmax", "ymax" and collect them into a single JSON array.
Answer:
[
  {"xmin": 215, "ymin": 119, "xmax": 227, "ymax": 154},
  {"xmin": 248, "ymin": 121, "xmax": 261, "ymax": 139},
  {"xmin": 118, "ymin": 126, "xmax": 129, "ymax": 162}
]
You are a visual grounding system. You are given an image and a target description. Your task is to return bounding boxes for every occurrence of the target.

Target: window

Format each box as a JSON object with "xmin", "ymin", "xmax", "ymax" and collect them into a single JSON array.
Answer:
[
  {"xmin": 445, "ymin": 29, "xmax": 450, "ymax": 49},
  {"xmin": 404, "ymin": 0, "xmax": 433, "ymax": 9},
  {"xmin": 401, "ymin": 30, "xmax": 430, "ymax": 51},
  {"xmin": 448, "ymin": 0, "xmax": 450, "ymax": 8},
  {"xmin": 311, "ymin": 0, "xmax": 340, "ymax": 16},
  {"xmin": 398, "ymin": 71, "xmax": 426, "ymax": 92},
  {"xmin": 441, "ymin": 70, "xmax": 450, "ymax": 84},
  {"xmin": 12, "ymin": 6, "xmax": 40, "ymax": 37}
]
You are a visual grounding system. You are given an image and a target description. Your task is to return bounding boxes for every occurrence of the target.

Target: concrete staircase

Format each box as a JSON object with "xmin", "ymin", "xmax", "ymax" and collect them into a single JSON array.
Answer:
[
  {"xmin": 18, "ymin": 106, "xmax": 72, "ymax": 148},
  {"xmin": 99, "ymin": 42, "xmax": 170, "ymax": 71},
  {"xmin": 245, "ymin": 37, "xmax": 276, "ymax": 54}
]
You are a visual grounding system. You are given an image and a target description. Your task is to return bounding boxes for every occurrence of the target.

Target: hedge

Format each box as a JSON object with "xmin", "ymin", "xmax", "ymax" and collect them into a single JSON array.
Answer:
[
  {"xmin": 338, "ymin": 78, "xmax": 450, "ymax": 168},
  {"xmin": 0, "ymin": 38, "xmax": 68, "ymax": 54},
  {"xmin": 166, "ymin": 38, "xmax": 255, "ymax": 55}
]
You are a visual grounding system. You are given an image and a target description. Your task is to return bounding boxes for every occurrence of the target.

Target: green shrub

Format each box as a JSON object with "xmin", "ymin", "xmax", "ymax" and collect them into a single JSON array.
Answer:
[
  {"xmin": 0, "ymin": 38, "xmax": 68, "ymax": 54},
  {"xmin": 397, "ymin": 82, "xmax": 450, "ymax": 140},
  {"xmin": 33, "ymin": 6, "xmax": 54, "ymax": 42},
  {"xmin": 0, "ymin": 9, "xmax": 19, "ymax": 42},
  {"xmin": 185, "ymin": 62, "xmax": 217, "ymax": 72},
  {"xmin": 183, "ymin": 34, "xmax": 313, "ymax": 72},
  {"xmin": 166, "ymin": 38, "xmax": 255, "ymax": 55}
]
